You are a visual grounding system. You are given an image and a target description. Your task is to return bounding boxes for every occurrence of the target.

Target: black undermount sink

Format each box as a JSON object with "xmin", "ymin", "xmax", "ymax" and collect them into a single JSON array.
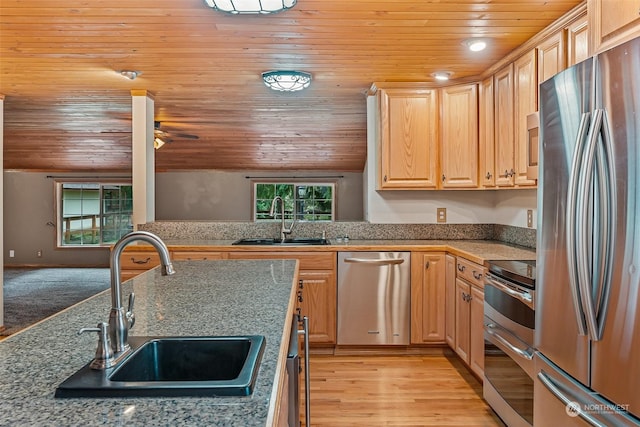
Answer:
[
  {"xmin": 55, "ymin": 335, "xmax": 265, "ymax": 398},
  {"xmin": 232, "ymin": 237, "xmax": 329, "ymax": 246}
]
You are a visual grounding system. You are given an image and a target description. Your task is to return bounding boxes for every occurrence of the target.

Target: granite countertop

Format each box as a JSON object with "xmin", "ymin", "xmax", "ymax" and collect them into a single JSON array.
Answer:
[
  {"xmin": 128, "ymin": 239, "xmax": 536, "ymax": 265},
  {"xmin": 0, "ymin": 259, "xmax": 297, "ymax": 426}
]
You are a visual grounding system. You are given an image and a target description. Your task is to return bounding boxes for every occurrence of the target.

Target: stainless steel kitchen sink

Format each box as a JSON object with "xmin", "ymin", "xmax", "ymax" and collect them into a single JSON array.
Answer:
[
  {"xmin": 232, "ymin": 237, "xmax": 329, "ymax": 246},
  {"xmin": 55, "ymin": 335, "xmax": 265, "ymax": 398}
]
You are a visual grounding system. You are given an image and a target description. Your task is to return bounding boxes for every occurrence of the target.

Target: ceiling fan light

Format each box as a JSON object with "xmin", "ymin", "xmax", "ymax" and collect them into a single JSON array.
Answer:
[
  {"xmin": 154, "ymin": 137, "xmax": 165, "ymax": 150},
  {"xmin": 262, "ymin": 70, "xmax": 311, "ymax": 92},
  {"xmin": 204, "ymin": 0, "xmax": 296, "ymax": 14},
  {"xmin": 119, "ymin": 70, "xmax": 140, "ymax": 80}
]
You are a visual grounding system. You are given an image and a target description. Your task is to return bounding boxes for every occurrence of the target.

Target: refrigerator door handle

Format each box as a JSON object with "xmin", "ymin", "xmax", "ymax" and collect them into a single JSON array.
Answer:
[
  {"xmin": 589, "ymin": 108, "xmax": 617, "ymax": 341},
  {"xmin": 566, "ymin": 111, "xmax": 591, "ymax": 336},
  {"xmin": 576, "ymin": 108, "xmax": 603, "ymax": 341},
  {"xmin": 537, "ymin": 370, "xmax": 607, "ymax": 427}
]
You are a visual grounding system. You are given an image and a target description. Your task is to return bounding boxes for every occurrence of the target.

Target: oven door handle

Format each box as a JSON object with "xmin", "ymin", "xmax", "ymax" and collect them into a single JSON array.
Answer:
[
  {"xmin": 485, "ymin": 275, "xmax": 534, "ymax": 310},
  {"xmin": 485, "ymin": 323, "xmax": 534, "ymax": 361}
]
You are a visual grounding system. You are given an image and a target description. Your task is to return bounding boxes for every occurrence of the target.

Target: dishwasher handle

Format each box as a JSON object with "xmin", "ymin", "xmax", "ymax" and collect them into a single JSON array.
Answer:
[{"xmin": 343, "ymin": 258, "xmax": 405, "ymax": 266}]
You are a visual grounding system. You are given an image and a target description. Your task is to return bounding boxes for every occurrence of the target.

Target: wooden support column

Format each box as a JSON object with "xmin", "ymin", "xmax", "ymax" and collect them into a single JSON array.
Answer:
[{"xmin": 131, "ymin": 90, "xmax": 155, "ymax": 229}]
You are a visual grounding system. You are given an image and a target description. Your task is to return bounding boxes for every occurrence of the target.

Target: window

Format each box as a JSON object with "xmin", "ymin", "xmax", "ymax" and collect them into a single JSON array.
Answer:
[
  {"xmin": 57, "ymin": 182, "xmax": 133, "ymax": 247},
  {"xmin": 254, "ymin": 182, "xmax": 335, "ymax": 222}
]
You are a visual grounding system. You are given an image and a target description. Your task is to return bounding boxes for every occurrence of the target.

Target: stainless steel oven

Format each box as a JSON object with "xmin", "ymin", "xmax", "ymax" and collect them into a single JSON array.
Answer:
[{"xmin": 483, "ymin": 260, "xmax": 536, "ymax": 427}]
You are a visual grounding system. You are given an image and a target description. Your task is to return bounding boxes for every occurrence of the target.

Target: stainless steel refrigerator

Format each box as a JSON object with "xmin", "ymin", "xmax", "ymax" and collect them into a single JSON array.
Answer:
[{"xmin": 535, "ymin": 36, "xmax": 640, "ymax": 426}]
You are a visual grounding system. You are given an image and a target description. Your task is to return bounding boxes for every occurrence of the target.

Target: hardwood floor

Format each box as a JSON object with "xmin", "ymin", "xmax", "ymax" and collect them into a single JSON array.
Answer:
[{"xmin": 302, "ymin": 349, "xmax": 505, "ymax": 426}]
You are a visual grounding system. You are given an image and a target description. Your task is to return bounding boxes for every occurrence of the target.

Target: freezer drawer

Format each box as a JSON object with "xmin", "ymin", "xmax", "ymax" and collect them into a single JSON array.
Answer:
[
  {"xmin": 337, "ymin": 252, "xmax": 410, "ymax": 345},
  {"xmin": 534, "ymin": 352, "xmax": 640, "ymax": 427}
]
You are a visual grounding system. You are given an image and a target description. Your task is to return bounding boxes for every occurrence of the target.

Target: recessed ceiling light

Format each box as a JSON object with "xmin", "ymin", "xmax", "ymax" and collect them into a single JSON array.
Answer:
[
  {"xmin": 432, "ymin": 72, "xmax": 452, "ymax": 81},
  {"xmin": 463, "ymin": 38, "xmax": 488, "ymax": 52},
  {"xmin": 119, "ymin": 70, "xmax": 141, "ymax": 80}
]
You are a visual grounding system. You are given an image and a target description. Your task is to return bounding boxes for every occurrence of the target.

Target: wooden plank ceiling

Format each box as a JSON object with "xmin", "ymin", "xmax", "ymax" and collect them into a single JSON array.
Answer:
[{"xmin": 0, "ymin": 0, "xmax": 583, "ymax": 172}]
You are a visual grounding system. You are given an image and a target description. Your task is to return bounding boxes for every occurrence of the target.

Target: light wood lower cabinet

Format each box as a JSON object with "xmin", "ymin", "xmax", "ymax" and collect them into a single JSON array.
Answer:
[
  {"xmin": 410, "ymin": 252, "xmax": 446, "ymax": 344},
  {"xmin": 227, "ymin": 251, "xmax": 337, "ymax": 345},
  {"xmin": 450, "ymin": 257, "xmax": 486, "ymax": 380},
  {"xmin": 444, "ymin": 254, "xmax": 457, "ymax": 348}
]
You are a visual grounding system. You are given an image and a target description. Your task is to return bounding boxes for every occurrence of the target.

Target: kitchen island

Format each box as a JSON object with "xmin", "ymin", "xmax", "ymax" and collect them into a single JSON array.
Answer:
[{"xmin": 0, "ymin": 259, "xmax": 298, "ymax": 426}]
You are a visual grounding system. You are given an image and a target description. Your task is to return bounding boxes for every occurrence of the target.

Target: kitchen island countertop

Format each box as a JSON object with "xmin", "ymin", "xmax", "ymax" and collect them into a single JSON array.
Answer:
[{"xmin": 0, "ymin": 259, "xmax": 298, "ymax": 426}]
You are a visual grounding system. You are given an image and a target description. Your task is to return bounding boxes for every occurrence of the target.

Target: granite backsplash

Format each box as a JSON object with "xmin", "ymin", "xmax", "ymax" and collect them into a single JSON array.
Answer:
[{"xmin": 139, "ymin": 221, "xmax": 536, "ymax": 249}]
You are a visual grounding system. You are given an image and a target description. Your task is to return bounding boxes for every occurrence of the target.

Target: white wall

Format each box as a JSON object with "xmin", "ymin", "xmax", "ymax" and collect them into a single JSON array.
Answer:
[{"xmin": 364, "ymin": 95, "xmax": 538, "ymax": 226}]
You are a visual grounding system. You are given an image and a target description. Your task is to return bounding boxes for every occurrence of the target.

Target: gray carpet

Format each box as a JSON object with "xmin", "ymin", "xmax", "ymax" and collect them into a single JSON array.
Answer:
[{"xmin": 2, "ymin": 268, "xmax": 110, "ymax": 336}]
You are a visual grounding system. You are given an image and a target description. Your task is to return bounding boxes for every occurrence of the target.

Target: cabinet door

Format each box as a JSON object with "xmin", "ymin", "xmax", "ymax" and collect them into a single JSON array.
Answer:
[
  {"xmin": 440, "ymin": 83, "xmax": 478, "ymax": 188},
  {"xmin": 469, "ymin": 285, "xmax": 485, "ymax": 380},
  {"xmin": 567, "ymin": 13, "xmax": 589, "ymax": 67},
  {"xmin": 494, "ymin": 64, "xmax": 515, "ymax": 187},
  {"xmin": 445, "ymin": 254, "xmax": 457, "ymax": 349},
  {"xmin": 378, "ymin": 88, "xmax": 439, "ymax": 189},
  {"xmin": 588, "ymin": 0, "xmax": 640, "ymax": 54},
  {"xmin": 538, "ymin": 30, "xmax": 566, "ymax": 84},
  {"xmin": 454, "ymin": 278, "xmax": 471, "ymax": 364},
  {"xmin": 410, "ymin": 252, "xmax": 446, "ymax": 343},
  {"xmin": 479, "ymin": 76, "xmax": 495, "ymax": 187},
  {"xmin": 299, "ymin": 270, "xmax": 336, "ymax": 344},
  {"xmin": 513, "ymin": 49, "xmax": 538, "ymax": 187}
]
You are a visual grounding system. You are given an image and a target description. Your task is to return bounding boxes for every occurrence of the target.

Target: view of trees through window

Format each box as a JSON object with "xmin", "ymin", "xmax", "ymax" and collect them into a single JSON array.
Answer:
[
  {"xmin": 254, "ymin": 183, "xmax": 334, "ymax": 221},
  {"xmin": 59, "ymin": 183, "xmax": 133, "ymax": 246}
]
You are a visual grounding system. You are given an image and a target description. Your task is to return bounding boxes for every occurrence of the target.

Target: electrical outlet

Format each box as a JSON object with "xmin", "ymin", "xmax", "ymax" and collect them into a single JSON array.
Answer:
[
  {"xmin": 437, "ymin": 208, "xmax": 447, "ymax": 223},
  {"xmin": 37, "ymin": 250, "xmax": 43, "ymax": 258},
  {"xmin": 527, "ymin": 209, "xmax": 533, "ymax": 228},
  {"xmin": 9, "ymin": 250, "xmax": 15, "ymax": 258}
]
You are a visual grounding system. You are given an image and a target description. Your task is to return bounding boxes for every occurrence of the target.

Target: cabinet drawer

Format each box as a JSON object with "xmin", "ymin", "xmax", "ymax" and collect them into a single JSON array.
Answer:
[
  {"xmin": 171, "ymin": 251, "xmax": 226, "ymax": 261},
  {"xmin": 227, "ymin": 251, "xmax": 335, "ymax": 270},
  {"xmin": 455, "ymin": 257, "xmax": 486, "ymax": 288},
  {"xmin": 119, "ymin": 252, "xmax": 161, "ymax": 270}
]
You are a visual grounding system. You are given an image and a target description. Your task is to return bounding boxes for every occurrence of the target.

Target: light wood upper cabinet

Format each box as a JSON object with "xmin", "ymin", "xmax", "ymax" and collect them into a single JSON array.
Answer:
[
  {"xmin": 411, "ymin": 252, "xmax": 446, "ymax": 344},
  {"xmin": 588, "ymin": 0, "xmax": 640, "ymax": 54},
  {"xmin": 377, "ymin": 87, "xmax": 439, "ymax": 190},
  {"xmin": 513, "ymin": 49, "xmax": 538, "ymax": 187},
  {"xmin": 567, "ymin": 13, "xmax": 589, "ymax": 66},
  {"xmin": 440, "ymin": 83, "xmax": 479, "ymax": 188},
  {"xmin": 538, "ymin": 30, "xmax": 566, "ymax": 84},
  {"xmin": 479, "ymin": 76, "xmax": 495, "ymax": 187},
  {"xmin": 494, "ymin": 64, "xmax": 515, "ymax": 187}
]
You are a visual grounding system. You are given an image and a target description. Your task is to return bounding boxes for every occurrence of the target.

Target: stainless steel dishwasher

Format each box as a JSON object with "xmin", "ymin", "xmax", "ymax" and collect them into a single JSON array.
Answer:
[{"xmin": 337, "ymin": 251, "xmax": 411, "ymax": 345}]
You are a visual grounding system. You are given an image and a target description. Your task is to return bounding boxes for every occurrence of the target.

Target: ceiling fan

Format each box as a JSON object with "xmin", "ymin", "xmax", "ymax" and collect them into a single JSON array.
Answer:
[{"xmin": 154, "ymin": 121, "xmax": 199, "ymax": 149}]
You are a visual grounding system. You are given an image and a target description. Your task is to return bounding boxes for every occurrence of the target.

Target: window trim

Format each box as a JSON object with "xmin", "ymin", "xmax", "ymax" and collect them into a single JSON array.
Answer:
[
  {"xmin": 54, "ymin": 179, "xmax": 133, "ymax": 248},
  {"xmin": 251, "ymin": 180, "xmax": 337, "ymax": 222}
]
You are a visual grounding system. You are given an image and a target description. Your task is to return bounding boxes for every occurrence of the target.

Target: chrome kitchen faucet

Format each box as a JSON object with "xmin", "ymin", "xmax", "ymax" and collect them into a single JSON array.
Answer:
[
  {"xmin": 84, "ymin": 231, "xmax": 175, "ymax": 369},
  {"xmin": 270, "ymin": 196, "xmax": 296, "ymax": 241}
]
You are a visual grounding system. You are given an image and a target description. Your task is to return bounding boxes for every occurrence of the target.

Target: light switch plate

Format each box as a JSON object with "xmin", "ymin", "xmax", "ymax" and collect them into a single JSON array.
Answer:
[
  {"xmin": 437, "ymin": 208, "xmax": 447, "ymax": 223},
  {"xmin": 527, "ymin": 209, "xmax": 533, "ymax": 228}
]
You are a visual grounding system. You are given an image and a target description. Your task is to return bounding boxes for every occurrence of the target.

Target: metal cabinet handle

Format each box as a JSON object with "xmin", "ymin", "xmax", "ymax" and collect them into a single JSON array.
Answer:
[
  {"xmin": 472, "ymin": 271, "xmax": 482, "ymax": 280},
  {"xmin": 297, "ymin": 290, "xmax": 303, "ymax": 303},
  {"xmin": 383, "ymin": 175, "xmax": 388, "ymax": 182},
  {"xmin": 131, "ymin": 257, "xmax": 151, "ymax": 265},
  {"xmin": 298, "ymin": 279, "xmax": 304, "ymax": 289},
  {"xmin": 457, "ymin": 264, "xmax": 465, "ymax": 272},
  {"xmin": 298, "ymin": 316, "xmax": 311, "ymax": 427},
  {"xmin": 344, "ymin": 258, "xmax": 404, "ymax": 266},
  {"xmin": 442, "ymin": 174, "xmax": 446, "ymax": 182},
  {"xmin": 485, "ymin": 172, "xmax": 492, "ymax": 180},
  {"xmin": 425, "ymin": 261, "xmax": 430, "ymax": 269}
]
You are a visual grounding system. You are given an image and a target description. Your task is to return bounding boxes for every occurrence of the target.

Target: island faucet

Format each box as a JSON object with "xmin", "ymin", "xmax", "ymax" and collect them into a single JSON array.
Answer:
[
  {"xmin": 270, "ymin": 196, "xmax": 296, "ymax": 241},
  {"xmin": 109, "ymin": 231, "xmax": 175, "ymax": 357}
]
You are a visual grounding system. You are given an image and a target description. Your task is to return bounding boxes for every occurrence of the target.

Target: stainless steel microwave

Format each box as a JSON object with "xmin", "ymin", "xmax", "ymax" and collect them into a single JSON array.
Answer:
[{"xmin": 526, "ymin": 111, "xmax": 539, "ymax": 180}]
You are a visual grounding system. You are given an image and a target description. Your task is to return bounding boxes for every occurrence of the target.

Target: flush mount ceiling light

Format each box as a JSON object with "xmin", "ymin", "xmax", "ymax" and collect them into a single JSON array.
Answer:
[
  {"xmin": 119, "ymin": 70, "xmax": 141, "ymax": 80},
  {"xmin": 431, "ymin": 72, "xmax": 452, "ymax": 81},
  {"xmin": 262, "ymin": 70, "xmax": 312, "ymax": 92},
  {"xmin": 153, "ymin": 137, "xmax": 166, "ymax": 150},
  {"xmin": 463, "ymin": 38, "xmax": 488, "ymax": 52},
  {"xmin": 203, "ymin": 0, "xmax": 296, "ymax": 14}
]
